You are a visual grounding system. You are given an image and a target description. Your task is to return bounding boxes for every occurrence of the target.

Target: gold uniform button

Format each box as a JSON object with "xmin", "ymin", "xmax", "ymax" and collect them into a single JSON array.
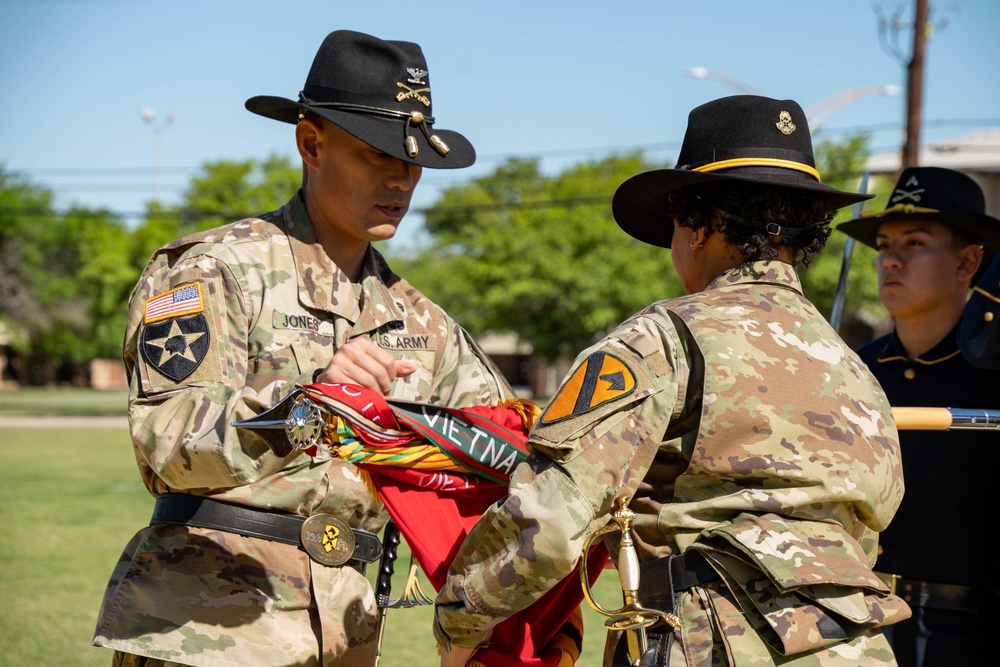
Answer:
[
  {"xmin": 904, "ymin": 368, "xmax": 916, "ymax": 380},
  {"xmin": 985, "ymin": 311, "xmax": 994, "ymax": 322}
]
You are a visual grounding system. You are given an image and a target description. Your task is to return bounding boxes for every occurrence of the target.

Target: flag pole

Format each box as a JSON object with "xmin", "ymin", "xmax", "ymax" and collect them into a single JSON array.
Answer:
[{"xmin": 829, "ymin": 172, "xmax": 870, "ymax": 332}]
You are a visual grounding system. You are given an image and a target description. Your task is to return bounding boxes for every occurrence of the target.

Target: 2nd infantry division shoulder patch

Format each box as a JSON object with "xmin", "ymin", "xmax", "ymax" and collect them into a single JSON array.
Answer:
[
  {"xmin": 541, "ymin": 351, "xmax": 637, "ymax": 424},
  {"xmin": 140, "ymin": 284, "xmax": 210, "ymax": 382},
  {"xmin": 141, "ymin": 314, "xmax": 210, "ymax": 382}
]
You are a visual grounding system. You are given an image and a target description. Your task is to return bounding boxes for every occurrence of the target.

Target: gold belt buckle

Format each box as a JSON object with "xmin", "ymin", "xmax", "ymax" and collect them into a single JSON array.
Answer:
[
  {"xmin": 875, "ymin": 571, "xmax": 900, "ymax": 595},
  {"xmin": 300, "ymin": 514, "xmax": 356, "ymax": 566}
]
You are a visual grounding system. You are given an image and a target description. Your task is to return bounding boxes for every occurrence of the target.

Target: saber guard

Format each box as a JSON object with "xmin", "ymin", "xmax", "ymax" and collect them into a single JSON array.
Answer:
[
  {"xmin": 231, "ymin": 388, "xmax": 327, "ymax": 456},
  {"xmin": 580, "ymin": 497, "xmax": 679, "ymax": 664}
]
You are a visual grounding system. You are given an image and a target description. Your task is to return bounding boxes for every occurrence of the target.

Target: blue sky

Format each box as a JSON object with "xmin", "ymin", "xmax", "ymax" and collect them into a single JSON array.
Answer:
[{"xmin": 1, "ymin": 0, "xmax": 998, "ymax": 250}]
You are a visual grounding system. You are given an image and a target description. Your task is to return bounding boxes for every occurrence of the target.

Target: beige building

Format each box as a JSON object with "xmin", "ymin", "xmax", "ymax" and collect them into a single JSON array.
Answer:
[{"xmin": 865, "ymin": 129, "xmax": 1000, "ymax": 214}]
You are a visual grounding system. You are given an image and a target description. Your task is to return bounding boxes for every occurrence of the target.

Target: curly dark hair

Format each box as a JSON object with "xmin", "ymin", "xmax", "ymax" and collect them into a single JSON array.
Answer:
[{"xmin": 665, "ymin": 181, "xmax": 839, "ymax": 266}]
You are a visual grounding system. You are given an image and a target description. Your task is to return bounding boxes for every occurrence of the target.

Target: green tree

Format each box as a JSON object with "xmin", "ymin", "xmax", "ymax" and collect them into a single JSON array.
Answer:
[
  {"xmin": 129, "ymin": 154, "xmax": 301, "ymax": 281},
  {"xmin": 0, "ymin": 166, "xmax": 131, "ymax": 383},
  {"xmin": 800, "ymin": 133, "xmax": 889, "ymax": 330},
  {"xmin": 164, "ymin": 153, "xmax": 299, "ymax": 233},
  {"xmin": 397, "ymin": 155, "xmax": 680, "ymax": 360},
  {"xmin": 393, "ymin": 135, "xmax": 885, "ymax": 362}
]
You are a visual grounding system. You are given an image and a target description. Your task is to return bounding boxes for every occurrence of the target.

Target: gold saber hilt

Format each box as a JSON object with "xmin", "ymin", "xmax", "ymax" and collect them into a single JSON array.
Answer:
[
  {"xmin": 892, "ymin": 407, "xmax": 1000, "ymax": 431},
  {"xmin": 580, "ymin": 498, "xmax": 679, "ymax": 664}
]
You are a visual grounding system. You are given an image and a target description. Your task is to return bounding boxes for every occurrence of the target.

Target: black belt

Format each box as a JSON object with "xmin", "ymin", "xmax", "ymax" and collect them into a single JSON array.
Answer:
[
  {"xmin": 151, "ymin": 494, "xmax": 383, "ymax": 566},
  {"xmin": 876, "ymin": 572, "xmax": 996, "ymax": 613},
  {"xmin": 638, "ymin": 550, "xmax": 721, "ymax": 614}
]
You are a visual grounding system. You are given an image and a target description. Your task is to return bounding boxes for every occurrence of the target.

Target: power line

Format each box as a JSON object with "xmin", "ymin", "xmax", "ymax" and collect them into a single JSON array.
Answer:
[
  {"xmin": 13, "ymin": 118, "xmax": 999, "ymax": 179},
  {"xmin": 5, "ymin": 119, "xmax": 998, "ymax": 218},
  {"xmin": 0, "ymin": 194, "xmax": 618, "ymax": 222}
]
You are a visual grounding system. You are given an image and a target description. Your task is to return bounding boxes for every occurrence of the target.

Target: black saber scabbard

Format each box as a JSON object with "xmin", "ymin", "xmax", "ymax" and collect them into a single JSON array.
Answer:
[
  {"xmin": 376, "ymin": 521, "xmax": 401, "ymax": 607},
  {"xmin": 374, "ymin": 520, "xmax": 401, "ymax": 666}
]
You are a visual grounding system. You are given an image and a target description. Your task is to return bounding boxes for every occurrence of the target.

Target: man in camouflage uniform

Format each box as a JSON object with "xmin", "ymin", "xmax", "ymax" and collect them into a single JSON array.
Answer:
[
  {"xmin": 93, "ymin": 30, "xmax": 513, "ymax": 667},
  {"xmin": 435, "ymin": 96, "xmax": 909, "ymax": 667},
  {"xmin": 838, "ymin": 167, "xmax": 1000, "ymax": 667}
]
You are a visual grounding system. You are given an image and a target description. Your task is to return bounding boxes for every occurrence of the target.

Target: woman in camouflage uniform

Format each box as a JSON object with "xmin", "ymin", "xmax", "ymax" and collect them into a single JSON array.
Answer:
[{"xmin": 435, "ymin": 96, "xmax": 909, "ymax": 667}]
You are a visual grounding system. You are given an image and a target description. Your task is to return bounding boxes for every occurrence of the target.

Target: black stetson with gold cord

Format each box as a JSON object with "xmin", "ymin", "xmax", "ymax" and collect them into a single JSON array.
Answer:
[
  {"xmin": 613, "ymin": 95, "xmax": 874, "ymax": 248},
  {"xmin": 838, "ymin": 166, "xmax": 1000, "ymax": 273},
  {"xmin": 245, "ymin": 29, "xmax": 475, "ymax": 169}
]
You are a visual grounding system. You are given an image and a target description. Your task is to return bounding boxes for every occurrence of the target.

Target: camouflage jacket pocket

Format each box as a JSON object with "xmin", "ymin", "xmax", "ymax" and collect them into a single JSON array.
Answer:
[{"xmin": 689, "ymin": 513, "xmax": 911, "ymax": 657}]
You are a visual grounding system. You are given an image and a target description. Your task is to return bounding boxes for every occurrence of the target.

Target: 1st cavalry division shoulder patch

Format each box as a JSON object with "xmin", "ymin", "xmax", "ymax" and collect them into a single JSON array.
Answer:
[
  {"xmin": 140, "ymin": 284, "xmax": 210, "ymax": 382},
  {"xmin": 541, "ymin": 351, "xmax": 636, "ymax": 423}
]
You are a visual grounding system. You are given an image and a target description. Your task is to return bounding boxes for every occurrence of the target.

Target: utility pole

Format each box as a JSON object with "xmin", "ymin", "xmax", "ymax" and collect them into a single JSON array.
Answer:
[
  {"xmin": 901, "ymin": 0, "xmax": 929, "ymax": 168},
  {"xmin": 140, "ymin": 107, "xmax": 177, "ymax": 202}
]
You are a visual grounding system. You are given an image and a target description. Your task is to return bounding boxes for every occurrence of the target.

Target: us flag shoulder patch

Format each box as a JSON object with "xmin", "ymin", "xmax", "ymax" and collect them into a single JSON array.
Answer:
[
  {"xmin": 541, "ymin": 351, "xmax": 637, "ymax": 424},
  {"xmin": 144, "ymin": 283, "xmax": 204, "ymax": 324}
]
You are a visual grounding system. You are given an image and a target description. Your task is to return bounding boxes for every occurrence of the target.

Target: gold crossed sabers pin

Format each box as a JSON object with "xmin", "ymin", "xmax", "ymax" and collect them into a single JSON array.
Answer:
[{"xmin": 396, "ymin": 83, "xmax": 430, "ymax": 107}]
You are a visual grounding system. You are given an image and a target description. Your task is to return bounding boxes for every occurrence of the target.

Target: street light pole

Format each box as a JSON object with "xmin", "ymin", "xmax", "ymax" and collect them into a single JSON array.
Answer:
[
  {"xmin": 680, "ymin": 68, "xmax": 902, "ymax": 137},
  {"xmin": 680, "ymin": 67, "xmax": 763, "ymax": 95},
  {"xmin": 805, "ymin": 84, "xmax": 902, "ymax": 131},
  {"xmin": 140, "ymin": 107, "xmax": 176, "ymax": 201}
]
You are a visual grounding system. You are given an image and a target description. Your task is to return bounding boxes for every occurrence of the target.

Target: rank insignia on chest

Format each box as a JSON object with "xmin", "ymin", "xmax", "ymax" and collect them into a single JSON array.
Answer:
[
  {"xmin": 542, "ymin": 351, "xmax": 637, "ymax": 423},
  {"xmin": 140, "ymin": 313, "xmax": 210, "ymax": 382}
]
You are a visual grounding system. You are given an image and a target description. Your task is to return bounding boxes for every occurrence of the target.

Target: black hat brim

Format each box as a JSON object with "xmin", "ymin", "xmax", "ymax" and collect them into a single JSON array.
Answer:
[
  {"xmin": 613, "ymin": 168, "xmax": 875, "ymax": 248},
  {"xmin": 838, "ymin": 210, "xmax": 1000, "ymax": 275},
  {"xmin": 245, "ymin": 95, "xmax": 475, "ymax": 170}
]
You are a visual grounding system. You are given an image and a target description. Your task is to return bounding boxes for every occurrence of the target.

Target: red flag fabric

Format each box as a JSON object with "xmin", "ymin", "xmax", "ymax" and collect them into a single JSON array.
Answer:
[{"xmin": 301, "ymin": 383, "xmax": 609, "ymax": 667}]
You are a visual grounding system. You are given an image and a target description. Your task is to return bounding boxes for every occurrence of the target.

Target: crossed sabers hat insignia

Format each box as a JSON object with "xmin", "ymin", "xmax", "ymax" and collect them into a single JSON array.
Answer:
[{"xmin": 397, "ymin": 82, "xmax": 430, "ymax": 107}]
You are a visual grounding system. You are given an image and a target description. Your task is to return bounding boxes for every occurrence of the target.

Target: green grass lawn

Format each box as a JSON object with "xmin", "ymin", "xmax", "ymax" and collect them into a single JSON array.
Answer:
[
  {"xmin": 0, "ymin": 411, "xmax": 622, "ymax": 666},
  {"xmin": 0, "ymin": 387, "xmax": 128, "ymax": 416},
  {"xmin": 0, "ymin": 426, "xmax": 150, "ymax": 666}
]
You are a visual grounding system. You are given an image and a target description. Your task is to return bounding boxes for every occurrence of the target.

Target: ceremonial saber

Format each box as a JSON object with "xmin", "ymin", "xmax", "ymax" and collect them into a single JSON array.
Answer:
[{"xmin": 892, "ymin": 407, "xmax": 1000, "ymax": 430}]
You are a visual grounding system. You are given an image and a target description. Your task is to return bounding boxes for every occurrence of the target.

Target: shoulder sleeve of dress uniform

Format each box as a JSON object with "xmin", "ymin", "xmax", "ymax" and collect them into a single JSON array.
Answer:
[{"xmin": 960, "ymin": 253, "xmax": 1000, "ymax": 370}]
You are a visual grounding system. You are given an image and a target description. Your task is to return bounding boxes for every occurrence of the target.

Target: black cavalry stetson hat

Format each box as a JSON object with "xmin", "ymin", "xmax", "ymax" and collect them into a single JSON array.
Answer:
[
  {"xmin": 613, "ymin": 95, "xmax": 874, "ymax": 248},
  {"xmin": 245, "ymin": 30, "xmax": 475, "ymax": 169},
  {"xmin": 838, "ymin": 166, "xmax": 1000, "ymax": 271}
]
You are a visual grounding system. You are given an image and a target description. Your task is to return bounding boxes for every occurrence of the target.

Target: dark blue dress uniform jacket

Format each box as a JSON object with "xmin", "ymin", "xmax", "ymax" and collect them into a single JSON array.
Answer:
[
  {"xmin": 960, "ymin": 253, "xmax": 1000, "ymax": 370},
  {"xmin": 856, "ymin": 324, "xmax": 999, "ymax": 667}
]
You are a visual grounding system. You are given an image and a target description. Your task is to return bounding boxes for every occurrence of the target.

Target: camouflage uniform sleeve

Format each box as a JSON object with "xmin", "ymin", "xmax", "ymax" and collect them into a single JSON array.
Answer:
[
  {"xmin": 124, "ymin": 249, "xmax": 312, "ymax": 492},
  {"xmin": 429, "ymin": 317, "xmax": 515, "ymax": 407},
  {"xmin": 433, "ymin": 314, "xmax": 688, "ymax": 648}
]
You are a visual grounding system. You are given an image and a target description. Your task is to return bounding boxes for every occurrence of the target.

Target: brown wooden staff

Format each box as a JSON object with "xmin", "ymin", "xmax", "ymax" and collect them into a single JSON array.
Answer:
[{"xmin": 892, "ymin": 407, "xmax": 1000, "ymax": 430}]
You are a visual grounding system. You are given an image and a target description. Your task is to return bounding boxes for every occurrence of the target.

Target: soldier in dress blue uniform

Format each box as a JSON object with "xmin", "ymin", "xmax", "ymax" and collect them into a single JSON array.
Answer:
[{"xmin": 838, "ymin": 166, "xmax": 1000, "ymax": 667}]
